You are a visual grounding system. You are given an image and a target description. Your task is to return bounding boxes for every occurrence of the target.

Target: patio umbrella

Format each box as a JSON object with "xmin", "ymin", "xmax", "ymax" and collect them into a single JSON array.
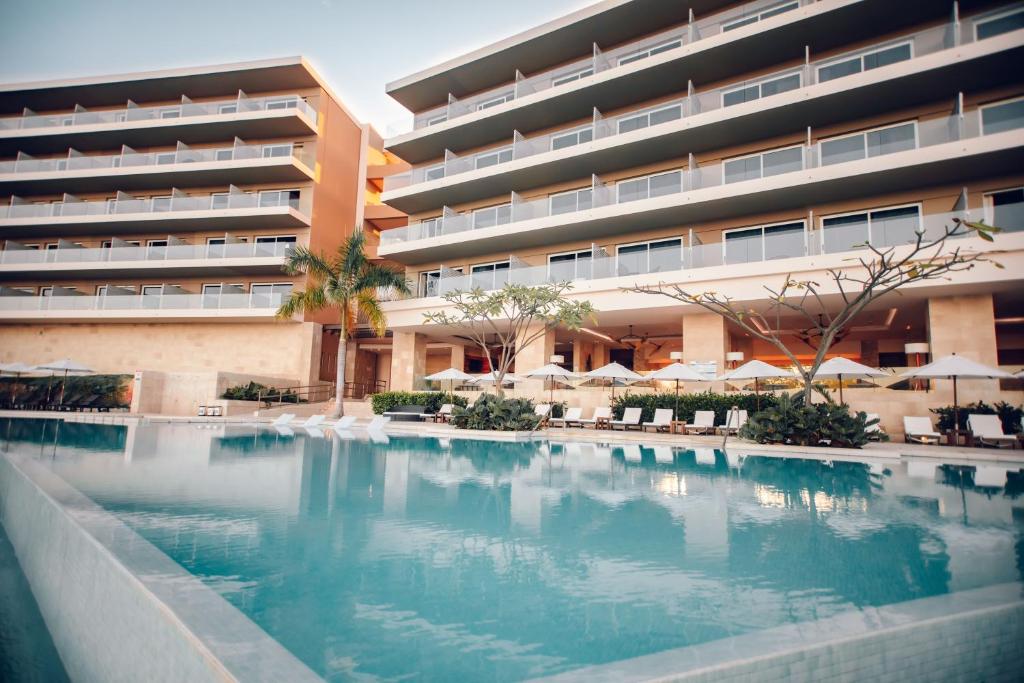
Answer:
[
  {"xmin": 424, "ymin": 367, "xmax": 476, "ymax": 404},
  {"xmin": 0, "ymin": 362, "xmax": 36, "ymax": 407},
  {"xmin": 647, "ymin": 362, "xmax": 707, "ymax": 421},
  {"xmin": 812, "ymin": 356, "xmax": 887, "ymax": 405},
  {"xmin": 521, "ymin": 363, "xmax": 580, "ymax": 405},
  {"xmin": 901, "ymin": 354, "xmax": 1015, "ymax": 435},
  {"xmin": 585, "ymin": 362, "xmax": 642, "ymax": 400},
  {"xmin": 34, "ymin": 358, "xmax": 95, "ymax": 408},
  {"xmin": 717, "ymin": 360, "xmax": 796, "ymax": 410},
  {"xmin": 473, "ymin": 371, "xmax": 526, "ymax": 385}
]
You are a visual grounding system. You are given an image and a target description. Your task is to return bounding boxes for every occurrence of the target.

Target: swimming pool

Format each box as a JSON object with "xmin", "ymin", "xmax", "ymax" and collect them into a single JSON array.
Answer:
[{"xmin": 2, "ymin": 418, "xmax": 1022, "ymax": 681}]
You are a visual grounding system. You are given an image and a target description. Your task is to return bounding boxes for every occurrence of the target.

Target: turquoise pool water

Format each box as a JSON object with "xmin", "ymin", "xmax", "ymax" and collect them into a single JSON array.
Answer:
[{"xmin": 3, "ymin": 419, "xmax": 1023, "ymax": 681}]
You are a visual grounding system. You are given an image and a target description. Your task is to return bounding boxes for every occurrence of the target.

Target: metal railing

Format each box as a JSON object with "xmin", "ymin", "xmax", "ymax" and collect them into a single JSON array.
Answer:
[
  {"xmin": 1, "ymin": 191, "xmax": 304, "ymax": 219},
  {"xmin": 342, "ymin": 380, "xmax": 388, "ymax": 399},
  {"xmin": 0, "ymin": 93, "xmax": 317, "ymax": 132},
  {"xmin": 256, "ymin": 383, "xmax": 336, "ymax": 409},
  {"xmin": 385, "ymin": 19, "xmax": 965, "ymax": 191},
  {"xmin": 0, "ymin": 291, "xmax": 288, "ymax": 312},
  {"xmin": 0, "ymin": 241, "xmax": 295, "ymax": 265}
]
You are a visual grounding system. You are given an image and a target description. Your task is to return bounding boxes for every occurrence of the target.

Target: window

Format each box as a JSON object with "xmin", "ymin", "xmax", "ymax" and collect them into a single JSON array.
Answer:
[
  {"xmin": 475, "ymin": 147, "xmax": 512, "ymax": 169},
  {"xmin": 552, "ymin": 67, "xmax": 594, "ymax": 87},
  {"xmin": 472, "ymin": 203, "xmax": 512, "ymax": 229},
  {"xmin": 155, "ymin": 152, "xmax": 177, "ymax": 165},
  {"xmin": 265, "ymin": 97, "xmax": 298, "ymax": 111},
  {"xmin": 207, "ymin": 236, "xmax": 227, "ymax": 257},
  {"xmin": 219, "ymin": 104, "xmax": 238, "ymax": 115},
  {"xmin": 985, "ymin": 188, "xmax": 1024, "ymax": 232},
  {"xmin": 819, "ymin": 121, "xmax": 917, "ymax": 166},
  {"xmin": 151, "ymin": 195, "xmax": 172, "ymax": 212},
  {"xmin": 215, "ymin": 148, "xmax": 234, "ymax": 161},
  {"xmin": 723, "ymin": 145, "xmax": 803, "ymax": 183},
  {"xmin": 551, "ymin": 126, "xmax": 593, "ymax": 151},
  {"xmin": 817, "ymin": 42, "xmax": 912, "ymax": 83},
  {"xmin": 424, "ymin": 164, "xmax": 445, "ymax": 182},
  {"xmin": 724, "ymin": 221, "xmax": 805, "ymax": 264},
  {"xmin": 470, "ymin": 261, "xmax": 511, "ymax": 290},
  {"xmin": 159, "ymin": 108, "xmax": 180, "ymax": 119},
  {"xmin": 418, "ymin": 268, "xmax": 462, "ymax": 297},
  {"xmin": 975, "ymin": 6, "xmax": 1024, "ymax": 40},
  {"xmin": 254, "ymin": 235, "xmax": 297, "ymax": 254},
  {"xmin": 616, "ymin": 169, "xmax": 682, "ymax": 203},
  {"xmin": 821, "ymin": 205, "xmax": 921, "ymax": 253},
  {"xmin": 981, "ymin": 97, "xmax": 1024, "ymax": 135},
  {"xmin": 258, "ymin": 189, "xmax": 301, "ymax": 208},
  {"xmin": 617, "ymin": 103, "xmax": 682, "ymax": 134},
  {"xmin": 618, "ymin": 38, "xmax": 682, "ymax": 66},
  {"xmin": 548, "ymin": 250, "xmax": 592, "ymax": 280},
  {"xmin": 210, "ymin": 193, "xmax": 230, "ymax": 209},
  {"xmin": 723, "ymin": 72, "xmax": 801, "ymax": 107},
  {"xmin": 417, "ymin": 216, "xmax": 443, "ymax": 239},
  {"xmin": 251, "ymin": 283, "xmax": 293, "ymax": 305},
  {"xmin": 722, "ymin": 1, "xmax": 799, "ymax": 31},
  {"xmin": 40, "ymin": 286, "xmax": 54, "ymax": 297},
  {"xmin": 262, "ymin": 144, "xmax": 294, "ymax": 158},
  {"xmin": 617, "ymin": 238, "xmax": 682, "ymax": 275},
  {"xmin": 425, "ymin": 114, "xmax": 447, "ymax": 127},
  {"xmin": 476, "ymin": 93, "xmax": 513, "ymax": 111},
  {"xmin": 550, "ymin": 187, "xmax": 593, "ymax": 215},
  {"xmin": 105, "ymin": 198, "xmax": 118, "ymax": 214}
]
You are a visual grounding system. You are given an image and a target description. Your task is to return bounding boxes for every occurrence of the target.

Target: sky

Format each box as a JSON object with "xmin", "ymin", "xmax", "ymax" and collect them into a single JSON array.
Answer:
[{"xmin": 0, "ymin": 0, "xmax": 588, "ymax": 132}]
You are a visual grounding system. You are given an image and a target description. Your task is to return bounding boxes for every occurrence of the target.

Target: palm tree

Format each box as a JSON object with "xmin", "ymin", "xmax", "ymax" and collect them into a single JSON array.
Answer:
[{"xmin": 277, "ymin": 231, "xmax": 409, "ymax": 418}]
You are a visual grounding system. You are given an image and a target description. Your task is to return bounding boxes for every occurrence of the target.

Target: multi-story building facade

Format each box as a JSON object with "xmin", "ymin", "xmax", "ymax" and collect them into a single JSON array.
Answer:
[
  {"xmin": 378, "ymin": 0, "xmax": 1024, "ymax": 432},
  {"xmin": 0, "ymin": 57, "xmax": 401, "ymax": 410}
]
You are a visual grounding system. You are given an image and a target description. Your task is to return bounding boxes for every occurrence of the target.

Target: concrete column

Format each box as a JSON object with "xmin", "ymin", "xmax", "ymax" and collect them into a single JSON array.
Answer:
[
  {"xmin": 860, "ymin": 339, "xmax": 880, "ymax": 367},
  {"xmin": 683, "ymin": 313, "xmax": 729, "ymax": 391},
  {"xmin": 593, "ymin": 342, "xmax": 608, "ymax": 368},
  {"xmin": 390, "ymin": 332, "xmax": 427, "ymax": 391},
  {"xmin": 572, "ymin": 338, "xmax": 590, "ymax": 373},
  {"xmin": 515, "ymin": 323, "xmax": 555, "ymax": 397},
  {"xmin": 927, "ymin": 294, "xmax": 999, "ymax": 405},
  {"xmin": 450, "ymin": 344, "xmax": 466, "ymax": 372}
]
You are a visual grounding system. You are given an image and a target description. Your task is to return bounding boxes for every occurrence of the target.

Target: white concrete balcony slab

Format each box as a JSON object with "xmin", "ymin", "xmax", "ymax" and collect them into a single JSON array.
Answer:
[
  {"xmin": 0, "ymin": 291, "xmax": 290, "ymax": 323},
  {"xmin": 0, "ymin": 94, "xmax": 318, "ymax": 155},
  {"xmin": 383, "ymin": 23, "xmax": 1024, "ymax": 212}
]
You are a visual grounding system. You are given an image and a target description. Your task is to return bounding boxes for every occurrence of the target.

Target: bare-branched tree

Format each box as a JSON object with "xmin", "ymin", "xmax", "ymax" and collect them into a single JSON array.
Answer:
[
  {"xmin": 423, "ymin": 282, "xmax": 595, "ymax": 397},
  {"xmin": 626, "ymin": 218, "xmax": 1002, "ymax": 402}
]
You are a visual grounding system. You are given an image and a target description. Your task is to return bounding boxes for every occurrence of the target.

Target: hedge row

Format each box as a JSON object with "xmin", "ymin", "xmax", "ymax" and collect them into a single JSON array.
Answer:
[
  {"xmin": 610, "ymin": 390, "xmax": 777, "ymax": 424},
  {"xmin": 371, "ymin": 391, "xmax": 468, "ymax": 415}
]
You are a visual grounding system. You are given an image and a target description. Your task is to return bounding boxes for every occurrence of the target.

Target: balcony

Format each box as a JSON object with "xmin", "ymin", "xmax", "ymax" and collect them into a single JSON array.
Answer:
[
  {"xmin": 0, "ymin": 141, "xmax": 316, "ymax": 194},
  {"xmin": 0, "ymin": 241, "xmax": 294, "ymax": 280},
  {"xmin": 378, "ymin": 110, "xmax": 1024, "ymax": 263},
  {"xmin": 0, "ymin": 289, "xmax": 289, "ymax": 322},
  {"xmin": 0, "ymin": 190, "xmax": 312, "ymax": 238},
  {"xmin": 0, "ymin": 94, "xmax": 319, "ymax": 155},
  {"xmin": 383, "ymin": 19, "xmax": 1024, "ymax": 211},
  {"xmin": 385, "ymin": 0, "xmax": 955, "ymax": 162}
]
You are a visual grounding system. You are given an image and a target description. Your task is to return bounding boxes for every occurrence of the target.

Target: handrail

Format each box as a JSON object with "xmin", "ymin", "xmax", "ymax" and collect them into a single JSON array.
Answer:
[{"xmin": 255, "ymin": 383, "xmax": 336, "ymax": 420}]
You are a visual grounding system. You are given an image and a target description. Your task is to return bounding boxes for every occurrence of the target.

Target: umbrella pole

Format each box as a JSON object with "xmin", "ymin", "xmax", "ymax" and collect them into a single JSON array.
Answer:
[
  {"xmin": 675, "ymin": 380, "xmax": 679, "ymax": 422},
  {"xmin": 755, "ymin": 377, "xmax": 760, "ymax": 411},
  {"xmin": 838, "ymin": 374, "xmax": 844, "ymax": 405},
  {"xmin": 58, "ymin": 369, "xmax": 68, "ymax": 408},
  {"xmin": 953, "ymin": 375, "xmax": 959, "ymax": 438}
]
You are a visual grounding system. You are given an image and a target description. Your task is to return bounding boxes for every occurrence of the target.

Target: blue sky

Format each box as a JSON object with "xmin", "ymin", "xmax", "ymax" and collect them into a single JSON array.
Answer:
[{"xmin": 0, "ymin": 0, "xmax": 586, "ymax": 131}]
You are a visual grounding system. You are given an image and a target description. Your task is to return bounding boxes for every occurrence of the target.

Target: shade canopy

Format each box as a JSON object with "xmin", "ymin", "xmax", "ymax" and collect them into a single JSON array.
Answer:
[
  {"xmin": 473, "ymin": 371, "xmax": 526, "ymax": 384},
  {"xmin": 522, "ymin": 363, "xmax": 580, "ymax": 379},
  {"xmin": 900, "ymin": 354, "xmax": 1015, "ymax": 380},
  {"xmin": 424, "ymin": 367, "xmax": 476, "ymax": 382},
  {"xmin": 717, "ymin": 360, "xmax": 795, "ymax": 382},
  {"xmin": 34, "ymin": 358, "xmax": 95, "ymax": 374},
  {"xmin": 0, "ymin": 362, "xmax": 36, "ymax": 375},
  {"xmin": 812, "ymin": 357, "xmax": 887, "ymax": 380},
  {"xmin": 647, "ymin": 362, "xmax": 707, "ymax": 382},
  {"xmin": 585, "ymin": 362, "xmax": 642, "ymax": 381}
]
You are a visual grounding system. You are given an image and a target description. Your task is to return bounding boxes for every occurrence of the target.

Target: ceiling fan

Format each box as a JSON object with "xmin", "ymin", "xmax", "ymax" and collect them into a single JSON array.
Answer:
[{"xmin": 615, "ymin": 325, "xmax": 676, "ymax": 349}]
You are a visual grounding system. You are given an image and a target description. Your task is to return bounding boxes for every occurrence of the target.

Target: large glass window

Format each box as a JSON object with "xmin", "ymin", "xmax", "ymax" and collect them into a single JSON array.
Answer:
[
  {"xmin": 617, "ymin": 103, "xmax": 682, "ymax": 134},
  {"xmin": 261, "ymin": 144, "xmax": 294, "ymax": 158},
  {"xmin": 819, "ymin": 121, "xmax": 916, "ymax": 166},
  {"xmin": 617, "ymin": 170, "xmax": 682, "ymax": 204},
  {"xmin": 723, "ymin": 145, "xmax": 803, "ymax": 183},
  {"xmin": 821, "ymin": 205, "xmax": 921, "ymax": 253},
  {"xmin": 724, "ymin": 221, "xmax": 805, "ymax": 264},
  {"xmin": 987, "ymin": 188, "xmax": 1024, "ymax": 232},
  {"xmin": 551, "ymin": 126, "xmax": 594, "ymax": 151},
  {"xmin": 475, "ymin": 147, "xmax": 512, "ymax": 169},
  {"xmin": 472, "ymin": 203, "xmax": 512, "ymax": 229},
  {"xmin": 476, "ymin": 93, "xmax": 513, "ymax": 111},
  {"xmin": 470, "ymin": 261, "xmax": 511, "ymax": 290},
  {"xmin": 722, "ymin": 72, "xmax": 800, "ymax": 107},
  {"xmin": 258, "ymin": 189, "xmax": 301, "ymax": 208},
  {"xmin": 618, "ymin": 38, "xmax": 682, "ymax": 66},
  {"xmin": 722, "ymin": 1, "xmax": 799, "ymax": 31},
  {"xmin": 617, "ymin": 238, "xmax": 682, "ymax": 276},
  {"xmin": 548, "ymin": 251, "xmax": 592, "ymax": 280},
  {"xmin": 552, "ymin": 67, "xmax": 594, "ymax": 87},
  {"xmin": 265, "ymin": 97, "xmax": 299, "ymax": 111},
  {"xmin": 418, "ymin": 268, "xmax": 462, "ymax": 297},
  {"xmin": 818, "ymin": 42, "xmax": 912, "ymax": 83},
  {"xmin": 549, "ymin": 187, "xmax": 593, "ymax": 215},
  {"xmin": 424, "ymin": 164, "xmax": 445, "ymax": 182},
  {"xmin": 975, "ymin": 7, "xmax": 1024, "ymax": 40},
  {"xmin": 981, "ymin": 97, "xmax": 1024, "ymax": 135},
  {"xmin": 251, "ymin": 283, "xmax": 293, "ymax": 305}
]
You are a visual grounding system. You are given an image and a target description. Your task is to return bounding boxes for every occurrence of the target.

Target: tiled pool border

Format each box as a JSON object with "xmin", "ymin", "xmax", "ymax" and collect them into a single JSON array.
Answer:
[{"xmin": 0, "ymin": 448, "xmax": 321, "ymax": 683}]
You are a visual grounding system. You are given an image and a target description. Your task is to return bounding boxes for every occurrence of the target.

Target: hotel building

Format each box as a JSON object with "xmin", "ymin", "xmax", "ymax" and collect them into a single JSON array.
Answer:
[
  {"xmin": 0, "ymin": 58, "xmax": 405, "ymax": 411},
  {"xmin": 378, "ymin": 0, "xmax": 1024, "ymax": 432}
]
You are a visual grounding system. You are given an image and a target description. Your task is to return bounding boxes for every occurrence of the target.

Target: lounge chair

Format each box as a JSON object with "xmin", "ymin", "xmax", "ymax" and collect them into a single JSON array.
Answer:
[
  {"xmin": 297, "ymin": 414, "xmax": 326, "ymax": 430},
  {"xmin": 653, "ymin": 446, "xmax": 674, "ymax": 464},
  {"xmin": 330, "ymin": 415, "xmax": 357, "ymax": 431},
  {"xmin": 715, "ymin": 410, "xmax": 748, "ymax": 435},
  {"xmin": 270, "ymin": 413, "xmax": 296, "ymax": 427},
  {"xmin": 534, "ymin": 404, "xmax": 551, "ymax": 427},
  {"xmin": 903, "ymin": 416, "xmax": 940, "ymax": 444},
  {"xmin": 968, "ymin": 414, "xmax": 1017, "ymax": 449},
  {"xmin": 383, "ymin": 405, "xmax": 428, "ymax": 422},
  {"xmin": 621, "ymin": 444, "xmax": 642, "ymax": 462},
  {"xmin": 642, "ymin": 408, "xmax": 674, "ymax": 433},
  {"xmin": 578, "ymin": 406, "xmax": 611, "ymax": 428},
  {"xmin": 365, "ymin": 415, "xmax": 390, "ymax": 431},
  {"xmin": 432, "ymin": 404, "xmax": 454, "ymax": 423},
  {"xmin": 550, "ymin": 407, "xmax": 583, "ymax": 427},
  {"xmin": 273, "ymin": 425, "xmax": 295, "ymax": 437},
  {"xmin": 305, "ymin": 427, "xmax": 326, "ymax": 438},
  {"xmin": 369, "ymin": 431, "xmax": 390, "ymax": 444},
  {"xmin": 685, "ymin": 411, "xmax": 716, "ymax": 435},
  {"xmin": 610, "ymin": 407, "xmax": 642, "ymax": 431}
]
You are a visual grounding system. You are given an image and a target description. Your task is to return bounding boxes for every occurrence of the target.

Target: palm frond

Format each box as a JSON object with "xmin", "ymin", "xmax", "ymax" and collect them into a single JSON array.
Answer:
[
  {"xmin": 283, "ymin": 246, "xmax": 336, "ymax": 283},
  {"xmin": 355, "ymin": 289, "xmax": 388, "ymax": 337},
  {"xmin": 339, "ymin": 232, "xmax": 368, "ymax": 284},
  {"xmin": 276, "ymin": 287, "xmax": 330, "ymax": 319},
  {"xmin": 354, "ymin": 262, "xmax": 411, "ymax": 296}
]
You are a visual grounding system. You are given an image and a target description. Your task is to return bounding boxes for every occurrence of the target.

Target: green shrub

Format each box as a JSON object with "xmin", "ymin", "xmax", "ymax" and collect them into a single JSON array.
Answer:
[
  {"xmin": 739, "ymin": 393, "xmax": 881, "ymax": 448},
  {"xmin": 221, "ymin": 381, "xmax": 299, "ymax": 404},
  {"xmin": 371, "ymin": 391, "xmax": 467, "ymax": 415},
  {"xmin": 931, "ymin": 400, "xmax": 1022, "ymax": 433},
  {"xmin": 449, "ymin": 393, "xmax": 541, "ymax": 431},
  {"xmin": 611, "ymin": 390, "xmax": 776, "ymax": 424}
]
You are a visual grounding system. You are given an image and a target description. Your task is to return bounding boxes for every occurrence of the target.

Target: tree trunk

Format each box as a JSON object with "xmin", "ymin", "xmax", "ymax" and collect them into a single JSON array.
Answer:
[{"xmin": 332, "ymin": 325, "xmax": 347, "ymax": 419}]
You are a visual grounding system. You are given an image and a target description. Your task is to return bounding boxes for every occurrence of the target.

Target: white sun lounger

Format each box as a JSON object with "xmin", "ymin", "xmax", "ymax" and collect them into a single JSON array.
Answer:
[
  {"xmin": 369, "ymin": 431, "xmax": 390, "ymax": 444},
  {"xmin": 968, "ymin": 414, "xmax": 1017, "ymax": 449},
  {"xmin": 578, "ymin": 406, "xmax": 611, "ymax": 428},
  {"xmin": 610, "ymin": 407, "xmax": 642, "ymax": 431},
  {"xmin": 903, "ymin": 416, "xmax": 941, "ymax": 444},
  {"xmin": 273, "ymin": 425, "xmax": 294, "ymax": 437},
  {"xmin": 686, "ymin": 411, "xmax": 716, "ymax": 435},
  {"xmin": 330, "ymin": 415, "xmax": 357, "ymax": 431},
  {"xmin": 305, "ymin": 427, "xmax": 326, "ymax": 438},
  {"xmin": 715, "ymin": 410, "xmax": 748, "ymax": 435},
  {"xmin": 653, "ymin": 446, "xmax": 674, "ymax": 464},
  {"xmin": 365, "ymin": 415, "xmax": 390, "ymax": 431},
  {"xmin": 642, "ymin": 409, "xmax": 674, "ymax": 433},
  {"xmin": 297, "ymin": 414, "xmax": 326, "ymax": 430},
  {"xmin": 550, "ymin": 407, "xmax": 583, "ymax": 427},
  {"xmin": 270, "ymin": 413, "xmax": 296, "ymax": 427},
  {"xmin": 621, "ymin": 444, "xmax": 642, "ymax": 462}
]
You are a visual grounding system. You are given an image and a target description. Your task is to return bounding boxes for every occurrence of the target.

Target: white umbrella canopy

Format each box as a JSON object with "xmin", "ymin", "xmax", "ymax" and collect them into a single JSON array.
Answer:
[
  {"xmin": 424, "ymin": 367, "xmax": 476, "ymax": 404},
  {"xmin": 522, "ymin": 363, "xmax": 580, "ymax": 403},
  {"xmin": 718, "ymin": 360, "xmax": 796, "ymax": 410},
  {"xmin": 585, "ymin": 362, "xmax": 642, "ymax": 399},
  {"xmin": 0, "ymin": 362, "xmax": 37, "ymax": 374},
  {"xmin": 473, "ymin": 371, "xmax": 526, "ymax": 384},
  {"xmin": 901, "ymin": 354, "xmax": 1016, "ymax": 433},
  {"xmin": 648, "ymin": 362, "xmax": 709, "ymax": 421},
  {"xmin": 813, "ymin": 357, "xmax": 887, "ymax": 404}
]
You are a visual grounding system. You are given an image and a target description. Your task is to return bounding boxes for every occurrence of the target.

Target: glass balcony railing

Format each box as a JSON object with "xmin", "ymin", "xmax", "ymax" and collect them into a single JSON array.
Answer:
[
  {"xmin": 402, "ymin": 203, "xmax": 1019, "ymax": 300},
  {"xmin": 394, "ymin": 0, "xmax": 813, "ymax": 135},
  {"xmin": 1, "ymin": 191, "xmax": 305, "ymax": 219},
  {"xmin": 382, "ymin": 108, "xmax": 1001, "ymax": 246},
  {"xmin": 0, "ymin": 141, "xmax": 316, "ymax": 175},
  {"xmin": 0, "ymin": 291, "xmax": 288, "ymax": 313},
  {"xmin": 0, "ymin": 240, "xmax": 295, "ymax": 266},
  {"xmin": 0, "ymin": 94, "xmax": 317, "ymax": 132},
  {"xmin": 385, "ymin": 20, "xmax": 974, "ymax": 191}
]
